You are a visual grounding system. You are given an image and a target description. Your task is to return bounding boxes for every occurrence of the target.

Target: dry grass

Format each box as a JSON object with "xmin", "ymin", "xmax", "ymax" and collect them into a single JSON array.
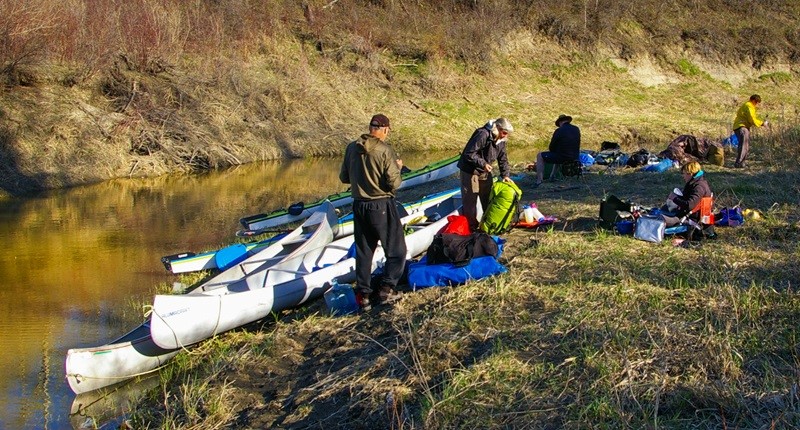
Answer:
[
  {"xmin": 1, "ymin": 1, "xmax": 800, "ymax": 195},
  {"xmin": 125, "ymin": 132, "xmax": 800, "ymax": 429}
]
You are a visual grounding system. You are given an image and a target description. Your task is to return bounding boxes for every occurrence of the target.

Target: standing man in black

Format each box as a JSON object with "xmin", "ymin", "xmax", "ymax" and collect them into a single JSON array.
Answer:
[
  {"xmin": 457, "ymin": 117, "xmax": 514, "ymax": 232},
  {"xmin": 340, "ymin": 114, "xmax": 406, "ymax": 310}
]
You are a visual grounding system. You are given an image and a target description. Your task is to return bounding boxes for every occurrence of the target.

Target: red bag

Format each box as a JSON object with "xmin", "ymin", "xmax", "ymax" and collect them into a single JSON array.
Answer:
[{"xmin": 441, "ymin": 215, "xmax": 470, "ymax": 235}]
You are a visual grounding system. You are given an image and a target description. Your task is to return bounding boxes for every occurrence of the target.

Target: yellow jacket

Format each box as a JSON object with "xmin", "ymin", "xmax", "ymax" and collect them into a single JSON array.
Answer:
[{"xmin": 732, "ymin": 101, "xmax": 764, "ymax": 129}]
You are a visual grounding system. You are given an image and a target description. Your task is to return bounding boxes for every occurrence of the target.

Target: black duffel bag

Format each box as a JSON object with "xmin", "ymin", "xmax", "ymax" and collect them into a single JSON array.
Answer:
[{"xmin": 426, "ymin": 232, "xmax": 499, "ymax": 267}]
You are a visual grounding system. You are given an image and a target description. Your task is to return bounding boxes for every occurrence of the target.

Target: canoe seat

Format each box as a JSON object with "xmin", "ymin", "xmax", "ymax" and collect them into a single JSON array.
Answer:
[{"xmin": 280, "ymin": 232, "xmax": 312, "ymax": 249}]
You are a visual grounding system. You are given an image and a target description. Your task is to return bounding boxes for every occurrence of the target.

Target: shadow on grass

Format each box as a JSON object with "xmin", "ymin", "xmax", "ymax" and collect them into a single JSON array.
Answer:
[
  {"xmin": 509, "ymin": 153, "xmax": 800, "ymax": 293},
  {"xmin": 0, "ymin": 126, "xmax": 54, "ymax": 196}
]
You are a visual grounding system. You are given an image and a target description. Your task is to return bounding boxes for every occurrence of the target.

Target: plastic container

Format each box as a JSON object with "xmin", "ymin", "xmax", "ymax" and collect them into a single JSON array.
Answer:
[
  {"xmin": 522, "ymin": 205, "xmax": 534, "ymax": 223},
  {"xmin": 528, "ymin": 203, "xmax": 545, "ymax": 222},
  {"xmin": 324, "ymin": 278, "xmax": 359, "ymax": 316}
]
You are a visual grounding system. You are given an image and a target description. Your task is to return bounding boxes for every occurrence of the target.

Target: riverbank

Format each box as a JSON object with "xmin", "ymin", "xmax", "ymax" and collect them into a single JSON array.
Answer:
[
  {"xmin": 2, "ymin": 2, "xmax": 799, "ymax": 196},
  {"xmin": 128, "ymin": 133, "xmax": 800, "ymax": 428}
]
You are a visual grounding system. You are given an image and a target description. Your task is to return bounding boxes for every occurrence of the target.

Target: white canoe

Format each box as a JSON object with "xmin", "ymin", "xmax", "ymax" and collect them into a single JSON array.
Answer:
[
  {"xmin": 65, "ymin": 202, "xmax": 337, "ymax": 395},
  {"xmin": 197, "ymin": 201, "xmax": 338, "ymax": 289},
  {"xmin": 65, "ymin": 322, "xmax": 177, "ymax": 395},
  {"xmin": 238, "ymin": 154, "xmax": 460, "ymax": 234},
  {"xmin": 164, "ymin": 189, "xmax": 446, "ymax": 275},
  {"xmin": 160, "ymin": 232, "xmax": 288, "ymax": 274},
  {"xmin": 150, "ymin": 189, "xmax": 462, "ymax": 349},
  {"xmin": 64, "ymin": 190, "xmax": 458, "ymax": 395}
]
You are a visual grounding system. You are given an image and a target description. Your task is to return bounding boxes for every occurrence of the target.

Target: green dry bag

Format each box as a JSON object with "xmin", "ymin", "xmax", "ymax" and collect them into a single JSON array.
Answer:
[{"xmin": 479, "ymin": 181, "xmax": 522, "ymax": 235}]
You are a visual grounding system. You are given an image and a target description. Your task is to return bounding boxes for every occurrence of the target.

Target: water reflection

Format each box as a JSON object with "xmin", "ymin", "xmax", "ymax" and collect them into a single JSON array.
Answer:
[{"xmin": 0, "ymin": 151, "xmax": 457, "ymax": 429}]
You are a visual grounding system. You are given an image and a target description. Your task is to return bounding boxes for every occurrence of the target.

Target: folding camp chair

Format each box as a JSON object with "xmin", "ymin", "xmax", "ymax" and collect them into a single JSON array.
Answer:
[
  {"xmin": 545, "ymin": 159, "xmax": 583, "ymax": 181},
  {"xmin": 665, "ymin": 196, "xmax": 715, "ymax": 237}
]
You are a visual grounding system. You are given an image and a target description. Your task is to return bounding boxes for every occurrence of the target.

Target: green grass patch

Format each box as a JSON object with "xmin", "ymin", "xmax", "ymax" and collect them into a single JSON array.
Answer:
[
  {"xmin": 676, "ymin": 58, "xmax": 702, "ymax": 76},
  {"xmin": 757, "ymin": 72, "xmax": 793, "ymax": 84}
]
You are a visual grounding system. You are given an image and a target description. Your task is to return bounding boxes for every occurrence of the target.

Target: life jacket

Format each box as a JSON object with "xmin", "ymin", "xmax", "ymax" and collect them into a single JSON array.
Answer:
[{"xmin": 691, "ymin": 196, "xmax": 714, "ymax": 225}]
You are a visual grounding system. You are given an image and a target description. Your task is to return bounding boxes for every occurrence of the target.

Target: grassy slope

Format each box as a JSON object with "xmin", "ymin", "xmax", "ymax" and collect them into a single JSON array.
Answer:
[
  {"xmin": 127, "ymin": 127, "xmax": 800, "ymax": 429},
  {"xmin": 1, "ymin": 24, "xmax": 798, "ymax": 195},
  {"xmin": 92, "ymin": 12, "xmax": 798, "ymax": 429}
]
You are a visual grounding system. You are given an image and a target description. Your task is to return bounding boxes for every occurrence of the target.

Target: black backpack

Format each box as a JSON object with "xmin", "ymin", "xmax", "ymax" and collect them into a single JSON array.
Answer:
[
  {"xmin": 598, "ymin": 195, "xmax": 633, "ymax": 230},
  {"xmin": 626, "ymin": 149, "xmax": 651, "ymax": 168},
  {"xmin": 601, "ymin": 141, "xmax": 621, "ymax": 151},
  {"xmin": 426, "ymin": 232, "xmax": 499, "ymax": 267}
]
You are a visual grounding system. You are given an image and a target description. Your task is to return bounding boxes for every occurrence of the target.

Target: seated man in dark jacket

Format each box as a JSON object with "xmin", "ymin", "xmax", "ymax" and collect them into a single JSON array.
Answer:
[
  {"xmin": 661, "ymin": 161, "xmax": 713, "ymax": 227},
  {"xmin": 534, "ymin": 114, "xmax": 580, "ymax": 185}
]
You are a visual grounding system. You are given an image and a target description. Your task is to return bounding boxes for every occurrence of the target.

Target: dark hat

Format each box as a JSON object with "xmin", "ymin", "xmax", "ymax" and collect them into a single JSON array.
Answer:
[
  {"xmin": 555, "ymin": 114, "xmax": 572, "ymax": 126},
  {"xmin": 369, "ymin": 114, "xmax": 390, "ymax": 128}
]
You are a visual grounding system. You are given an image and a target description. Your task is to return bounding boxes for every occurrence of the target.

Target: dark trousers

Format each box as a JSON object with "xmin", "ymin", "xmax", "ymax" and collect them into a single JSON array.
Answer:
[
  {"xmin": 353, "ymin": 197, "xmax": 407, "ymax": 296},
  {"xmin": 460, "ymin": 170, "xmax": 492, "ymax": 232},
  {"xmin": 734, "ymin": 126, "xmax": 750, "ymax": 166}
]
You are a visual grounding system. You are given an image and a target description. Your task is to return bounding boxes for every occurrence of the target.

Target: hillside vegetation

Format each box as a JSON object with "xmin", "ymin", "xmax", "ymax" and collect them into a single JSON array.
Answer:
[{"xmin": 1, "ymin": 0, "xmax": 799, "ymax": 195}]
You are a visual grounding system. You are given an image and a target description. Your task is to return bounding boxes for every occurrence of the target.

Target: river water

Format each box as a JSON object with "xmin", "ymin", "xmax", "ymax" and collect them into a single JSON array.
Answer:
[{"xmin": 0, "ymin": 151, "xmax": 462, "ymax": 429}]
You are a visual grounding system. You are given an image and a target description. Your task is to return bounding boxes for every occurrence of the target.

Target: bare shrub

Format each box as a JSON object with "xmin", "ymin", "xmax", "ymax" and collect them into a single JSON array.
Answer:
[
  {"xmin": 0, "ymin": 1, "xmax": 58, "ymax": 83},
  {"xmin": 3, "ymin": 0, "xmax": 798, "ymax": 85},
  {"xmin": 54, "ymin": 0, "xmax": 118, "ymax": 84},
  {"xmin": 116, "ymin": 0, "xmax": 185, "ymax": 73}
]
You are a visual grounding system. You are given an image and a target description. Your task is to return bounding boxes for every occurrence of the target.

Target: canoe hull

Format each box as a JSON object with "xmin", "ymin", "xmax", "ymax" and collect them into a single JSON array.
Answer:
[
  {"xmin": 240, "ymin": 155, "xmax": 459, "ymax": 232},
  {"xmin": 65, "ymin": 191, "xmax": 459, "ymax": 395},
  {"xmin": 65, "ymin": 323, "xmax": 177, "ymax": 395},
  {"xmin": 165, "ymin": 215, "xmax": 355, "ymax": 275},
  {"xmin": 164, "ymin": 185, "xmax": 459, "ymax": 274},
  {"xmin": 151, "ymin": 190, "xmax": 461, "ymax": 349}
]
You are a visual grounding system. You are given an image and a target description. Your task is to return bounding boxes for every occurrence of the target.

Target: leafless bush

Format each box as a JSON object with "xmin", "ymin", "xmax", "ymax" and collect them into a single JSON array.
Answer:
[
  {"xmin": 0, "ymin": 1, "xmax": 58, "ymax": 84},
  {"xmin": 2, "ymin": 0, "xmax": 799, "ymax": 84}
]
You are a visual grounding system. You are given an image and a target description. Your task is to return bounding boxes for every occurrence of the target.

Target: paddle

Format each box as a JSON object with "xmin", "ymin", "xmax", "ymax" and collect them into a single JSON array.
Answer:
[{"xmin": 236, "ymin": 227, "xmax": 291, "ymax": 237}]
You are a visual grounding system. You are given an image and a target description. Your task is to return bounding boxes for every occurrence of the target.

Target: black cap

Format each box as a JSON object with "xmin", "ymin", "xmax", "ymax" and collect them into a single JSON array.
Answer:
[{"xmin": 369, "ymin": 114, "xmax": 390, "ymax": 128}]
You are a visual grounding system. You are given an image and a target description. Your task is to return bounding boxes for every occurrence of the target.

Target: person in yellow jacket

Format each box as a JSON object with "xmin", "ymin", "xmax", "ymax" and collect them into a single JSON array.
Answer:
[{"xmin": 732, "ymin": 94, "xmax": 769, "ymax": 168}]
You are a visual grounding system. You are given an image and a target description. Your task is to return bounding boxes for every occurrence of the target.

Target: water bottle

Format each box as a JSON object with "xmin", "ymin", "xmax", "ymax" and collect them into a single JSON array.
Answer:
[
  {"xmin": 522, "ymin": 204, "xmax": 534, "ymax": 223},
  {"xmin": 528, "ymin": 203, "xmax": 545, "ymax": 222},
  {"xmin": 324, "ymin": 278, "xmax": 359, "ymax": 316}
]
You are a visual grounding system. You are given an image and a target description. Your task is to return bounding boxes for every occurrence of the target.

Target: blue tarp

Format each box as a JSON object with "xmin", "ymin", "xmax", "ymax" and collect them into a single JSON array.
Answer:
[
  {"xmin": 408, "ymin": 236, "xmax": 506, "ymax": 288},
  {"xmin": 408, "ymin": 255, "xmax": 507, "ymax": 288},
  {"xmin": 641, "ymin": 158, "xmax": 675, "ymax": 173}
]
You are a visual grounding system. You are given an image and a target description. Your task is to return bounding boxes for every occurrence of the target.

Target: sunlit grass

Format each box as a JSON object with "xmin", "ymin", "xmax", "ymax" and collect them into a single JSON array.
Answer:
[{"xmin": 126, "ymin": 130, "xmax": 800, "ymax": 429}]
